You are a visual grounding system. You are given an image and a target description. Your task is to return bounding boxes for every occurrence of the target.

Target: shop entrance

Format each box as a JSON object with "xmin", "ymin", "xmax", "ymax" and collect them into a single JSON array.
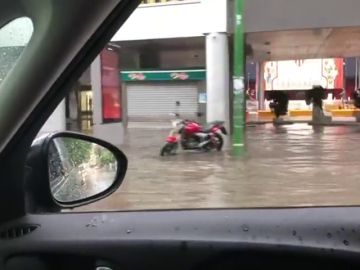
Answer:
[
  {"xmin": 79, "ymin": 88, "xmax": 93, "ymax": 133},
  {"xmin": 245, "ymin": 27, "xmax": 360, "ymax": 122},
  {"xmin": 66, "ymin": 84, "xmax": 93, "ymax": 134}
]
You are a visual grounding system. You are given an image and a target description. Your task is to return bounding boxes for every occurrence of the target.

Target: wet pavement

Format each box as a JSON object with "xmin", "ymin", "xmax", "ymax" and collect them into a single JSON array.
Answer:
[
  {"xmin": 54, "ymin": 167, "xmax": 116, "ymax": 202},
  {"xmin": 80, "ymin": 123, "xmax": 360, "ymax": 211}
]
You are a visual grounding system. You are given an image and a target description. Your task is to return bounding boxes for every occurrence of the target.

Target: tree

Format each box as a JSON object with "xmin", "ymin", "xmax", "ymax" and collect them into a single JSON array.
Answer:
[{"xmin": 62, "ymin": 137, "xmax": 92, "ymax": 166}]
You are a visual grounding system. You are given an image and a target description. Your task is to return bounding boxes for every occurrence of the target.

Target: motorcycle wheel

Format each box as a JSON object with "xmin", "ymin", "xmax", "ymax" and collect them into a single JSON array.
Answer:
[
  {"xmin": 160, "ymin": 143, "xmax": 178, "ymax": 156},
  {"xmin": 214, "ymin": 133, "xmax": 223, "ymax": 151}
]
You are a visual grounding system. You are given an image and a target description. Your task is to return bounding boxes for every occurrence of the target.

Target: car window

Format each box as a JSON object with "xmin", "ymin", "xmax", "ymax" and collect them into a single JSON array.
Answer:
[
  {"xmin": 36, "ymin": 0, "xmax": 360, "ymax": 212},
  {"xmin": 0, "ymin": 17, "xmax": 33, "ymax": 86}
]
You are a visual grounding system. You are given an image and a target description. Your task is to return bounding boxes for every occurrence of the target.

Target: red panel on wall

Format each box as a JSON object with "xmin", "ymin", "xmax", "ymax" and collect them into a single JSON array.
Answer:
[
  {"xmin": 100, "ymin": 48, "xmax": 122, "ymax": 122},
  {"xmin": 333, "ymin": 58, "xmax": 344, "ymax": 89}
]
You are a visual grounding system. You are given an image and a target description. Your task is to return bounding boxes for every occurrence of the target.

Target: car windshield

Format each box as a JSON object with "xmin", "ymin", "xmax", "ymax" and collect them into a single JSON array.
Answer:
[{"xmin": 4, "ymin": 0, "xmax": 360, "ymax": 212}]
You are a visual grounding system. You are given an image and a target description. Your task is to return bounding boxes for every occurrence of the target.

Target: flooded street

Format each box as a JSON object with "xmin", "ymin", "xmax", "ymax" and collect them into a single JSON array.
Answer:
[
  {"xmin": 53, "ymin": 167, "xmax": 117, "ymax": 203},
  {"xmin": 81, "ymin": 123, "xmax": 360, "ymax": 211}
]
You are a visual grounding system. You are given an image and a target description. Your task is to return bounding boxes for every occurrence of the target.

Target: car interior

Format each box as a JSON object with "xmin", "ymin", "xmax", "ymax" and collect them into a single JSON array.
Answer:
[{"xmin": 1, "ymin": 0, "xmax": 360, "ymax": 269}]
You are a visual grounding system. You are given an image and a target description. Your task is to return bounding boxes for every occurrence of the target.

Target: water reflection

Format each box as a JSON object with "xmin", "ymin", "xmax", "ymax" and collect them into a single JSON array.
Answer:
[
  {"xmin": 80, "ymin": 123, "xmax": 360, "ymax": 211},
  {"xmin": 49, "ymin": 137, "xmax": 117, "ymax": 203}
]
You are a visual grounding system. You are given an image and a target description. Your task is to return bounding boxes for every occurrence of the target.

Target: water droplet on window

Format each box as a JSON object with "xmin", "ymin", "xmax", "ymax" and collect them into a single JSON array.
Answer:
[
  {"xmin": 343, "ymin": 240, "xmax": 350, "ymax": 246},
  {"xmin": 0, "ymin": 17, "xmax": 33, "ymax": 86},
  {"xmin": 242, "ymin": 225, "xmax": 249, "ymax": 232},
  {"xmin": 326, "ymin": 233, "xmax": 332, "ymax": 239}
]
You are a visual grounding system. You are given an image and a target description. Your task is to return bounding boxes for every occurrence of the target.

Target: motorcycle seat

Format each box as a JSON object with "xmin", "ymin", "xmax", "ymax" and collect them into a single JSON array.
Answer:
[
  {"xmin": 202, "ymin": 127, "xmax": 213, "ymax": 133},
  {"xmin": 208, "ymin": 121, "xmax": 224, "ymax": 126},
  {"xmin": 201, "ymin": 121, "xmax": 223, "ymax": 133}
]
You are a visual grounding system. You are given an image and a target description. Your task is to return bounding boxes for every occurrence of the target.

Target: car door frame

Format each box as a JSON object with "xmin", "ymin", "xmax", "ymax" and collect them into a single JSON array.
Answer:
[{"xmin": 0, "ymin": 0, "xmax": 140, "ymax": 223}]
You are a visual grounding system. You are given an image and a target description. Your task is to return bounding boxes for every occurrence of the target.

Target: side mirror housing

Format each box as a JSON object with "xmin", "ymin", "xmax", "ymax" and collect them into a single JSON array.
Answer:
[{"xmin": 26, "ymin": 132, "xmax": 127, "ymax": 212}]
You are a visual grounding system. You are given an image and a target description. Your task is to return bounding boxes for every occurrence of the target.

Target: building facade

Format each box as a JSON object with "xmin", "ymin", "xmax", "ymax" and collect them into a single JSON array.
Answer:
[
  {"xmin": 52, "ymin": 0, "xmax": 232, "ymax": 145},
  {"xmin": 40, "ymin": 0, "xmax": 360, "ymax": 145}
]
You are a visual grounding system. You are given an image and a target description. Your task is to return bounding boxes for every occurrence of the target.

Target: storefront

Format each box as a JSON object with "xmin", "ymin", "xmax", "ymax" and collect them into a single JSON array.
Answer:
[
  {"xmin": 66, "ymin": 47, "xmax": 121, "ymax": 134},
  {"xmin": 65, "ymin": 83, "xmax": 93, "ymax": 133},
  {"xmin": 121, "ymin": 70, "xmax": 206, "ymax": 124},
  {"xmin": 260, "ymin": 58, "xmax": 345, "ymax": 113}
]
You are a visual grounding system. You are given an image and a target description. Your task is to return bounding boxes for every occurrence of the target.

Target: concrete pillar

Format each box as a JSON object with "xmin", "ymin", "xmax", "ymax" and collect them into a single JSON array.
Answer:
[
  {"xmin": 38, "ymin": 101, "xmax": 66, "ymax": 135},
  {"xmin": 206, "ymin": 32, "xmax": 230, "ymax": 133},
  {"xmin": 257, "ymin": 62, "xmax": 265, "ymax": 110},
  {"xmin": 91, "ymin": 56, "xmax": 102, "ymax": 127},
  {"xmin": 91, "ymin": 56, "xmax": 124, "ymax": 146},
  {"xmin": 355, "ymin": 57, "xmax": 360, "ymax": 90}
]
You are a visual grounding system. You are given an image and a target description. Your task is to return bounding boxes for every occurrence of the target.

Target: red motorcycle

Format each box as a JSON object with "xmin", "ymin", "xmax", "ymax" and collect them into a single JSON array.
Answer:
[{"xmin": 160, "ymin": 114, "xmax": 227, "ymax": 156}]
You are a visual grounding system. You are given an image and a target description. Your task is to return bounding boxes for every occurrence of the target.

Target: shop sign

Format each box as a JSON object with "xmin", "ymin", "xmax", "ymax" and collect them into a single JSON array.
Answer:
[
  {"xmin": 263, "ymin": 58, "xmax": 344, "ymax": 90},
  {"xmin": 198, "ymin": 93, "xmax": 207, "ymax": 103},
  {"xmin": 128, "ymin": 73, "xmax": 146, "ymax": 80},
  {"xmin": 170, "ymin": 72, "xmax": 189, "ymax": 80},
  {"xmin": 121, "ymin": 69, "xmax": 206, "ymax": 81}
]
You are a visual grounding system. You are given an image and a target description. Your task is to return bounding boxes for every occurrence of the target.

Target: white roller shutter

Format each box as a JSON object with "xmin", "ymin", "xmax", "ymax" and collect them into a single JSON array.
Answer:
[{"xmin": 127, "ymin": 82, "xmax": 198, "ymax": 122}]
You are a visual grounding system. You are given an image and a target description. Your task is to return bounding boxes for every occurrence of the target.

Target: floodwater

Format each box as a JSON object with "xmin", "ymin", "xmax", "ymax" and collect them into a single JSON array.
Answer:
[
  {"xmin": 54, "ymin": 167, "xmax": 116, "ymax": 203},
  {"xmin": 80, "ymin": 123, "xmax": 360, "ymax": 211}
]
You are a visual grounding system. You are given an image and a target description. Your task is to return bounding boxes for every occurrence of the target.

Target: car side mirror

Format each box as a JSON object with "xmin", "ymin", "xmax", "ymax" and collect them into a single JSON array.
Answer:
[{"xmin": 26, "ymin": 132, "xmax": 127, "ymax": 212}]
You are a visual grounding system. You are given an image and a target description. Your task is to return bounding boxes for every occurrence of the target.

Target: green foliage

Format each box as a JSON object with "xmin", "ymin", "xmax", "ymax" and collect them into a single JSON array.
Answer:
[
  {"xmin": 62, "ymin": 137, "xmax": 115, "ymax": 167},
  {"xmin": 62, "ymin": 137, "xmax": 92, "ymax": 166},
  {"xmin": 99, "ymin": 150, "xmax": 116, "ymax": 166}
]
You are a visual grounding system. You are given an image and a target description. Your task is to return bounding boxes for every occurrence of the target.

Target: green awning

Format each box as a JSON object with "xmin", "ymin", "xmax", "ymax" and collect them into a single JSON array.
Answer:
[{"xmin": 121, "ymin": 69, "xmax": 206, "ymax": 82}]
